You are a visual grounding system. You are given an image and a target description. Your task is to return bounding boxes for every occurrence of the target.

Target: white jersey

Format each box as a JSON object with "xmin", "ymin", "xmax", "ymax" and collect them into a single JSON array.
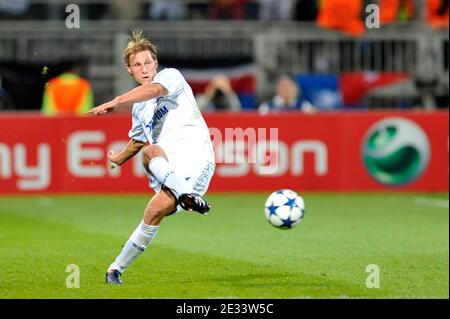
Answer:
[{"xmin": 128, "ymin": 68, "xmax": 215, "ymax": 166}]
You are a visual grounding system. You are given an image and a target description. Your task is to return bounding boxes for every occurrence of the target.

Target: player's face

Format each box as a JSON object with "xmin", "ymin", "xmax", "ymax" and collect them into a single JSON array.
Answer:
[{"xmin": 127, "ymin": 50, "xmax": 158, "ymax": 84}]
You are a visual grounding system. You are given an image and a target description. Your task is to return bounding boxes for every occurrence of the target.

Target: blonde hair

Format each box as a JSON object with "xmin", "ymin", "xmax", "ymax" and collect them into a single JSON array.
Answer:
[{"xmin": 123, "ymin": 29, "xmax": 158, "ymax": 66}]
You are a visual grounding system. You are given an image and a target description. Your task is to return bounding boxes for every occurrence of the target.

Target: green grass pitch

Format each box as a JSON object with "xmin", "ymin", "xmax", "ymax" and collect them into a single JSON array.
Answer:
[{"xmin": 0, "ymin": 192, "xmax": 448, "ymax": 298}]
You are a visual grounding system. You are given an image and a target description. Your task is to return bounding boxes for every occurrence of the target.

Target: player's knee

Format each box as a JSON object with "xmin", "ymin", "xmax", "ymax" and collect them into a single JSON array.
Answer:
[{"xmin": 144, "ymin": 202, "xmax": 166, "ymax": 221}]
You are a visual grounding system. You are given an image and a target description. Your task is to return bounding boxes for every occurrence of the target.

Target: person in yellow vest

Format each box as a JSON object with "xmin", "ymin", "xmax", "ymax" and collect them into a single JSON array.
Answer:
[
  {"xmin": 317, "ymin": 0, "xmax": 365, "ymax": 37},
  {"xmin": 41, "ymin": 65, "xmax": 94, "ymax": 116},
  {"xmin": 427, "ymin": 0, "xmax": 449, "ymax": 29},
  {"xmin": 379, "ymin": 0, "xmax": 414, "ymax": 25}
]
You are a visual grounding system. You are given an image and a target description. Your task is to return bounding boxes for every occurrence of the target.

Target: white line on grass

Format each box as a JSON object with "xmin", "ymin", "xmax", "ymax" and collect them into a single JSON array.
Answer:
[{"xmin": 414, "ymin": 197, "xmax": 449, "ymax": 209}]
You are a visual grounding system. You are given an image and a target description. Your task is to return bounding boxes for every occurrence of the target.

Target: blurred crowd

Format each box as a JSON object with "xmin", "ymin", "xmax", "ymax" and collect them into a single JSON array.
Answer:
[
  {"xmin": 0, "ymin": 65, "xmax": 319, "ymax": 115},
  {"xmin": 0, "ymin": 0, "xmax": 448, "ymax": 30},
  {"xmin": 0, "ymin": 0, "xmax": 448, "ymax": 113}
]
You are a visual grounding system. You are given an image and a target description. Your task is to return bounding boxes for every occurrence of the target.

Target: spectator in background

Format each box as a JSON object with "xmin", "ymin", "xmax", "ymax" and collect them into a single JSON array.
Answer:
[
  {"xmin": 0, "ymin": 0, "xmax": 29, "ymax": 18},
  {"xmin": 258, "ymin": 75, "xmax": 316, "ymax": 115},
  {"xmin": 197, "ymin": 75, "xmax": 242, "ymax": 112},
  {"xmin": 208, "ymin": 0, "xmax": 248, "ymax": 20},
  {"xmin": 427, "ymin": 0, "xmax": 449, "ymax": 29},
  {"xmin": 41, "ymin": 63, "xmax": 94, "ymax": 116},
  {"xmin": 108, "ymin": 0, "xmax": 141, "ymax": 20},
  {"xmin": 317, "ymin": 0, "xmax": 365, "ymax": 36},
  {"xmin": 258, "ymin": 0, "xmax": 296, "ymax": 20},
  {"xmin": 149, "ymin": 0, "xmax": 186, "ymax": 20},
  {"xmin": 412, "ymin": 0, "xmax": 448, "ymax": 110},
  {"xmin": 0, "ymin": 87, "xmax": 13, "ymax": 110},
  {"xmin": 379, "ymin": 0, "xmax": 414, "ymax": 25}
]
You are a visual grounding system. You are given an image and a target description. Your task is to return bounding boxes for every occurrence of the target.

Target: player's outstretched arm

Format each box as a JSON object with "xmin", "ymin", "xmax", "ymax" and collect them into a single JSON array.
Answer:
[
  {"xmin": 86, "ymin": 83, "xmax": 168, "ymax": 115},
  {"xmin": 86, "ymin": 98, "xmax": 120, "ymax": 115},
  {"xmin": 108, "ymin": 139, "xmax": 146, "ymax": 168}
]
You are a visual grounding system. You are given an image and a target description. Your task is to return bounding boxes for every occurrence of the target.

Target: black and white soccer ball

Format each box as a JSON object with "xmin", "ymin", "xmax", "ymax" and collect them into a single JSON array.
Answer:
[{"xmin": 264, "ymin": 189, "xmax": 305, "ymax": 229}]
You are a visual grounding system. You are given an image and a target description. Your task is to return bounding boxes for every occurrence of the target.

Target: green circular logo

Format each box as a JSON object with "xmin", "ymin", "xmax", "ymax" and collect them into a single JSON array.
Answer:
[{"xmin": 362, "ymin": 118, "xmax": 430, "ymax": 186}]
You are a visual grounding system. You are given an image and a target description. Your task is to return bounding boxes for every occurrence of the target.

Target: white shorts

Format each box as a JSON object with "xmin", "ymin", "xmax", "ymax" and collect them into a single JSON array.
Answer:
[
  {"xmin": 146, "ymin": 159, "xmax": 215, "ymax": 213},
  {"xmin": 147, "ymin": 159, "xmax": 215, "ymax": 196}
]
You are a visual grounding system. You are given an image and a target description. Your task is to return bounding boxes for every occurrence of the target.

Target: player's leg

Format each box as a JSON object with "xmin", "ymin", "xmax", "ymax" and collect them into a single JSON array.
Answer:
[
  {"xmin": 105, "ymin": 189, "xmax": 176, "ymax": 284},
  {"xmin": 143, "ymin": 144, "xmax": 194, "ymax": 197},
  {"xmin": 142, "ymin": 187, "xmax": 177, "ymax": 226},
  {"xmin": 142, "ymin": 144, "xmax": 210, "ymax": 214}
]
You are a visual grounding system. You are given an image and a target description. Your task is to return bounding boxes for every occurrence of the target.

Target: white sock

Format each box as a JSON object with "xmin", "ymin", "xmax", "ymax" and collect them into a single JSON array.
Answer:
[
  {"xmin": 148, "ymin": 156, "xmax": 193, "ymax": 198},
  {"xmin": 108, "ymin": 220, "xmax": 159, "ymax": 273}
]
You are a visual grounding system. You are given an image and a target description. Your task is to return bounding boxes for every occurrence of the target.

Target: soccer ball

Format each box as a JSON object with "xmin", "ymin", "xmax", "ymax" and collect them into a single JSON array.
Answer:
[{"xmin": 264, "ymin": 189, "xmax": 305, "ymax": 229}]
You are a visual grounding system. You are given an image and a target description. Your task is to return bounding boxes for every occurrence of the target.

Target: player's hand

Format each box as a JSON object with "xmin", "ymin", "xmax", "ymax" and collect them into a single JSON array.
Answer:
[
  {"xmin": 212, "ymin": 75, "xmax": 233, "ymax": 94},
  {"xmin": 107, "ymin": 150, "xmax": 120, "ymax": 169},
  {"xmin": 86, "ymin": 98, "xmax": 119, "ymax": 115}
]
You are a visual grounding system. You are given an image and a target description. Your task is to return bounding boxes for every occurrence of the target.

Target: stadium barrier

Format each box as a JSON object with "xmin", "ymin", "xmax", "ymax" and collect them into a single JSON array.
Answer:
[{"xmin": 0, "ymin": 111, "xmax": 448, "ymax": 194}]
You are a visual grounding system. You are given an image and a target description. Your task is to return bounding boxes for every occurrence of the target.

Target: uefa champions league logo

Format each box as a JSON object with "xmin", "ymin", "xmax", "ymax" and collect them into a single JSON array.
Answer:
[{"xmin": 362, "ymin": 118, "xmax": 431, "ymax": 186}]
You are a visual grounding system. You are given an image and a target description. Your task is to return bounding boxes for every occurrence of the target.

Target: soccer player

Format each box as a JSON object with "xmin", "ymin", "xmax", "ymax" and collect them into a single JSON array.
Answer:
[{"xmin": 87, "ymin": 29, "xmax": 215, "ymax": 285}]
